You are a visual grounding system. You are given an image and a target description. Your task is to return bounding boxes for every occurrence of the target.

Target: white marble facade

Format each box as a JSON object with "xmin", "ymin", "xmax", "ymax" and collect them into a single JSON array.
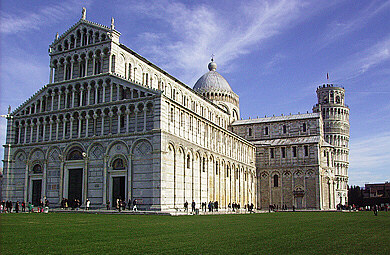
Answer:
[{"xmin": 1, "ymin": 9, "xmax": 348, "ymax": 211}]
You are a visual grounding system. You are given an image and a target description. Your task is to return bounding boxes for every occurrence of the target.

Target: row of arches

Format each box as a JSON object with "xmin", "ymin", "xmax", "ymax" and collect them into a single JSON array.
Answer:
[
  {"xmin": 11, "ymin": 139, "xmax": 154, "ymax": 207},
  {"xmin": 14, "ymin": 101, "xmax": 154, "ymax": 144},
  {"xmin": 17, "ymin": 78, "xmax": 153, "ymax": 116},
  {"xmin": 53, "ymin": 27, "xmax": 108, "ymax": 53},
  {"xmin": 325, "ymin": 134, "xmax": 349, "ymax": 148},
  {"xmin": 168, "ymin": 104, "xmax": 253, "ymax": 164},
  {"xmin": 322, "ymin": 107, "xmax": 349, "ymax": 121},
  {"xmin": 258, "ymin": 169, "xmax": 320, "ymax": 209},
  {"xmin": 202, "ymin": 90, "xmax": 239, "ymax": 107},
  {"xmin": 51, "ymin": 48, "xmax": 109, "ymax": 83},
  {"xmin": 164, "ymin": 142, "xmax": 256, "ymax": 210},
  {"xmin": 106, "ymin": 50, "xmax": 236, "ymax": 127}
]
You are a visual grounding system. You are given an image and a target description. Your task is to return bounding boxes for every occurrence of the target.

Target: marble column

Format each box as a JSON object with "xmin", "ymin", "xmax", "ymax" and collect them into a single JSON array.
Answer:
[
  {"xmin": 80, "ymin": 87, "xmax": 84, "ymax": 107},
  {"xmin": 58, "ymin": 91, "xmax": 62, "ymax": 110},
  {"xmin": 87, "ymin": 85, "xmax": 91, "ymax": 105},
  {"xmin": 78, "ymin": 117, "xmax": 83, "ymax": 138}
]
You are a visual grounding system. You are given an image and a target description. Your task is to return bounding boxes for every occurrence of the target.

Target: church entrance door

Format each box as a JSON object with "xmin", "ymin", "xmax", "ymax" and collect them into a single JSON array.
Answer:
[
  {"xmin": 32, "ymin": 180, "xmax": 42, "ymax": 206},
  {"xmin": 112, "ymin": 176, "xmax": 125, "ymax": 208},
  {"xmin": 68, "ymin": 169, "xmax": 83, "ymax": 207},
  {"xmin": 295, "ymin": 196, "xmax": 303, "ymax": 209}
]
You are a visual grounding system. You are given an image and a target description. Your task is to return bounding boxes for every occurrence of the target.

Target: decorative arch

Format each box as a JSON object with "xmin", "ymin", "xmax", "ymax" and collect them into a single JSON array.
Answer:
[
  {"xmin": 106, "ymin": 140, "xmax": 129, "ymax": 156},
  {"xmin": 131, "ymin": 139, "xmax": 153, "ymax": 156},
  {"xmin": 28, "ymin": 148, "xmax": 45, "ymax": 161},
  {"xmin": 46, "ymin": 146, "xmax": 61, "ymax": 161}
]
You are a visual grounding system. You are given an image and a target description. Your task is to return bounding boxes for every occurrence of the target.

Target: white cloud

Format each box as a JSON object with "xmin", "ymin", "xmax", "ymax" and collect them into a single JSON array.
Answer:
[
  {"xmin": 122, "ymin": 0, "xmax": 308, "ymax": 84},
  {"xmin": 317, "ymin": 1, "xmax": 390, "ymax": 50},
  {"xmin": 331, "ymin": 36, "xmax": 390, "ymax": 82},
  {"xmin": 349, "ymin": 132, "xmax": 390, "ymax": 186},
  {"xmin": 0, "ymin": 0, "xmax": 90, "ymax": 34}
]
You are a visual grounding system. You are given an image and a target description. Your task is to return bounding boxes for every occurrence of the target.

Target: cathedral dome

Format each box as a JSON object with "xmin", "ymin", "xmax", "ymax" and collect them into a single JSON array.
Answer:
[{"xmin": 193, "ymin": 60, "xmax": 233, "ymax": 93}]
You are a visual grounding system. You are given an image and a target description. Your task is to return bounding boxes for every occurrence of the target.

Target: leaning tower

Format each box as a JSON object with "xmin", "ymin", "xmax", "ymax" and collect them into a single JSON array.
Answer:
[{"xmin": 313, "ymin": 84, "xmax": 350, "ymax": 206}]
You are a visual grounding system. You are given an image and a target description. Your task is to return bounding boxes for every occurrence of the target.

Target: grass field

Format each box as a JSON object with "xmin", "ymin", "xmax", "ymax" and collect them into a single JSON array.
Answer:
[{"xmin": 1, "ymin": 211, "xmax": 389, "ymax": 254}]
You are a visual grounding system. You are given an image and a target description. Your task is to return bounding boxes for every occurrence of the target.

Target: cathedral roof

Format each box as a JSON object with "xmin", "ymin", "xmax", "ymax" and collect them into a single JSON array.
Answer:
[
  {"xmin": 232, "ymin": 113, "xmax": 320, "ymax": 125},
  {"xmin": 193, "ymin": 60, "xmax": 233, "ymax": 93},
  {"xmin": 252, "ymin": 136, "xmax": 322, "ymax": 146}
]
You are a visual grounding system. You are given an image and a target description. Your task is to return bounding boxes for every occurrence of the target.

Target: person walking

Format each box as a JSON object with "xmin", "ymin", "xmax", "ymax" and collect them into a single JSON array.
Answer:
[
  {"xmin": 184, "ymin": 201, "xmax": 188, "ymax": 212},
  {"xmin": 86, "ymin": 199, "xmax": 91, "ymax": 210},
  {"xmin": 15, "ymin": 201, "xmax": 20, "ymax": 213},
  {"xmin": 133, "ymin": 199, "xmax": 138, "ymax": 211},
  {"xmin": 373, "ymin": 204, "xmax": 378, "ymax": 216},
  {"xmin": 28, "ymin": 202, "xmax": 33, "ymax": 213},
  {"xmin": 106, "ymin": 200, "xmax": 110, "ymax": 210},
  {"xmin": 191, "ymin": 200, "xmax": 195, "ymax": 213}
]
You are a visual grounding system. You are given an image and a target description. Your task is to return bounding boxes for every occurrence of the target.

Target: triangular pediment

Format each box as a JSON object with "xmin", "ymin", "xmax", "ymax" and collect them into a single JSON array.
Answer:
[{"xmin": 50, "ymin": 19, "xmax": 116, "ymax": 49}]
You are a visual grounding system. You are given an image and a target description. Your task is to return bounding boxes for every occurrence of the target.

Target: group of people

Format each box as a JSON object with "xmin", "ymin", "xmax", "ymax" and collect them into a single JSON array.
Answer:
[
  {"xmin": 1, "ymin": 199, "xmax": 49, "ymax": 213},
  {"xmin": 184, "ymin": 200, "xmax": 197, "ymax": 213},
  {"xmin": 188, "ymin": 201, "xmax": 219, "ymax": 213},
  {"xmin": 60, "ymin": 198, "xmax": 81, "ymax": 210},
  {"xmin": 269, "ymin": 204, "xmax": 293, "ymax": 212},
  {"xmin": 108, "ymin": 198, "xmax": 138, "ymax": 212}
]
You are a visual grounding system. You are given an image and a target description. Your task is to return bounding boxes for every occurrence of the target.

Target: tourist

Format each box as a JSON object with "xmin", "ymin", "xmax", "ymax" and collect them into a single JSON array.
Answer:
[
  {"xmin": 128, "ymin": 199, "xmax": 132, "ymax": 210},
  {"xmin": 106, "ymin": 200, "xmax": 110, "ymax": 210},
  {"xmin": 122, "ymin": 200, "xmax": 126, "ymax": 211},
  {"xmin": 86, "ymin": 199, "xmax": 90, "ymax": 210},
  {"xmin": 373, "ymin": 204, "xmax": 378, "ymax": 216},
  {"xmin": 1, "ymin": 201, "xmax": 5, "ymax": 213},
  {"xmin": 39, "ymin": 199, "xmax": 44, "ymax": 213},
  {"xmin": 21, "ymin": 201, "xmax": 26, "ymax": 212},
  {"xmin": 214, "ymin": 201, "xmax": 218, "ymax": 212},
  {"xmin": 45, "ymin": 198, "xmax": 50, "ymax": 208},
  {"xmin": 133, "ymin": 199, "xmax": 138, "ymax": 211},
  {"xmin": 15, "ymin": 201, "xmax": 20, "ymax": 213},
  {"xmin": 191, "ymin": 200, "xmax": 195, "ymax": 213},
  {"xmin": 6, "ymin": 201, "xmax": 11, "ymax": 213},
  {"xmin": 28, "ymin": 202, "xmax": 33, "ymax": 212},
  {"xmin": 184, "ymin": 201, "xmax": 188, "ymax": 212}
]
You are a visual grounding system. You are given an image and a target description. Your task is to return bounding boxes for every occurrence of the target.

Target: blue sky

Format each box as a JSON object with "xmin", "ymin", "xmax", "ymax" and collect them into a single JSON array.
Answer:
[{"xmin": 1, "ymin": 0, "xmax": 389, "ymax": 186}]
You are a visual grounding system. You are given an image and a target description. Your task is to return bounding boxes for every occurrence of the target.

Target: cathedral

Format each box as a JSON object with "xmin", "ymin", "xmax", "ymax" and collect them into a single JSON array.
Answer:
[{"xmin": 1, "ymin": 10, "xmax": 349, "ymax": 211}]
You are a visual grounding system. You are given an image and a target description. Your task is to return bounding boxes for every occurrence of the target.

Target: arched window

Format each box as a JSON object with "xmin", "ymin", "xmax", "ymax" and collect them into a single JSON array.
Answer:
[
  {"xmin": 265, "ymin": 126, "xmax": 269, "ymax": 135},
  {"xmin": 170, "ymin": 108, "xmax": 174, "ymax": 122},
  {"xmin": 283, "ymin": 125, "xmax": 287, "ymax": 134},
  {"xmin": 128, "ymin": 63, "xmax": 132, "ymax": 79},
  {"xmin": 79, "ymin": 61, "xmax": 86, "ymax": 77},
  {"xmin": 248, "ymin": 128, "xmax": 252, "ymax": 136},
  {"xmin": 32, "ymin": 164, "xmax": 43, "ymax": 174},
  {"xmin": 336, "ymin": 96, "xmax": 341, "ymax": 104},
  {"xmin": 112, "ymin": 158, "xmax": 125, "ymax": 170},
  {"xmin": 187, "ymin": 154, "xmax": 191, "ymax": 169},
  {"xmin": 302, "ymin": 123, "xmax": 307, "ymax": 133},
  {"xmin": 65, "ymin": 65, "xmax": 71, "ymax": 80},
  {"xmin": 67, "ymin": 148, "xmax": 83, "ymax": 160},
  {"xmin": 95, "ymin": 59, "xmax": 101, "ymax": 74},
  {"xmin": 111, "ymin": 55, "xmax": 116, "ymax": 73},
  {"xmin": 274, "ymin": 174, "xmax": 279, "ymax": 187}
]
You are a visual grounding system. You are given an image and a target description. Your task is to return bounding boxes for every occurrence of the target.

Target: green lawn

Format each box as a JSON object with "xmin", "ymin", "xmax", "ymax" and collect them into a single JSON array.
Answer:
[{"xmin": 1, "ymin": 211, "xmax": 389, "ymax": 254}]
